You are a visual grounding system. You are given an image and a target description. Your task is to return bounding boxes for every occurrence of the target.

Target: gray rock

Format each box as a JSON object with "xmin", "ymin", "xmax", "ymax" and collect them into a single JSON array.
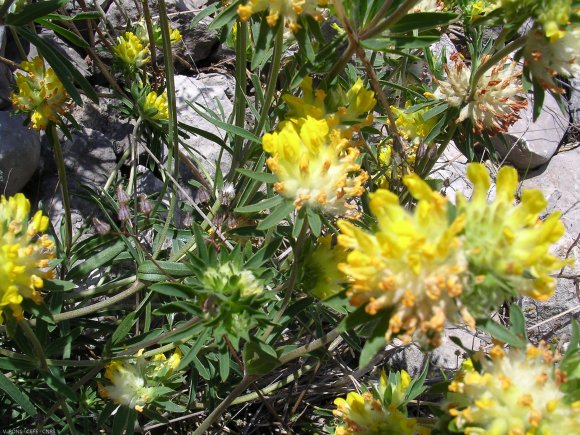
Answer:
[
  {"xmin": 385, "ymin": 327, "xmax": 487, "ymax": 377},
  {"xmin": 430, "ymin": 141, "xmax": 473, "ymax": 203},
  {"xmin": 492, "ymin": 92, "xmax": 569, "ymax": 170},
  {"xmin": 0, "ymin": 112, "xmax": 40, "ymax": 195},
  {"xmin": 520, "ymin": 148, "xmax": 580, "ymax": 343},
  {"xmin": 175, "ymin": 73, "xmax": 235, "ymax": 177},
  {"xmin": 174, "ymin": 0, "xmax": 216, "ymax": 11},
  {"xmin": 39, "ymin": 28, "xmax": 92, "ymax": 78},
  {"xmin": 570, "ymin": 77, "xmax": 580, "ymax": 126}
]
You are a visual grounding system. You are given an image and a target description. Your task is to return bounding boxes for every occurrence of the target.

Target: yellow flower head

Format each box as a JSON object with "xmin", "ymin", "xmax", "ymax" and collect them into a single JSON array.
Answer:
[
  {"xmin": 134, "ymin": 20, "xmax": 182, "ymax": 46},
  {"xmin": 333, "ymin": 391, "xmax": 419, "ymax": 434},
  {"xmin": 448, "ymin": 343, "xmax": 580, "ymax": 434},
  {"xmin": 142, "ymin": 91, "xmax": 169, "ymax": 122},
  {"xmin": 303, "ymin": 235, "xmax": 349, "ymax": 300},
  {"xmin": 263, "ymin": 116, "xmax": 368, "ymax": 217},
  {"xmin": 337, "ymin": 174, "xmax": 470, "ymax": 347},
  {"xmin": 238, "ymin": 0, "xmax": 328, "ymax": 32},
  {"xmin": 11, "ymin": 56, "xmax": 70, "ymax": 130},
  {"xmin": 113, "ymin": 32, "xmax": 150, "ymax": 68},
  {"xmin": 99, "ymin": 349, "xmax": 182, "ymax": 412},
  {"xmin": 283, "ymin": 77, "xmax": 376, "ymax": 137},
  {"xmin": 433, "ymin": 53, "xmax": 526, "ymax": 134},
  {"xmin": 0, "ymin": 194, "xmax": 55, "ymax": 323},
  {"xmin": 457, "ymin": 163, "xmax": 570, "ymax": 315}
]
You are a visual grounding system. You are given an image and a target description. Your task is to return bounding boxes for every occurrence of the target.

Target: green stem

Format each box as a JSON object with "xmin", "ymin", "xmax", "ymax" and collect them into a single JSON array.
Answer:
[
  {"xmin": 192, "ymin": 375, "xmax": 258, "ymax": 435},
  {"xmin": 278, "ymin": 326, "xmax": 341, "ymax": 365},
  {"xmin": 18, "ymin": 320, "xmax": 47, "ymax": 372},
  {"xmin": 49, "ymin": 123, "xmax": 72, "ymax": 255},
  {"xmin": 360, "ymin": 0, "xmax": 421, "ymax": 40},
  {"xmin": 253, "ymin": 22, "xmax": 284, "ymax": 137},
  {"xmin": 232, "ymin": 19, "xmax": 248, "ymax": 165},
  {"xmin": 467, "ymin": 34, "xmax": 528, "ymax": 101}
]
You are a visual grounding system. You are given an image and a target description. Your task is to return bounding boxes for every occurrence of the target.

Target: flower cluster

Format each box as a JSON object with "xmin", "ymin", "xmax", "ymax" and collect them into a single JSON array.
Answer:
[
  {"xmin": 303, "ymin": 235, "xmax": 349, "ymax": 300},
  {"xmin": 98, "ymin": 349, "xmax": 182, "ymax": 412},
  {"xmin": 433, "ymin": 53, "xmax": 526, "ymax": 134},
  {"xmin": 333, "ymin": 370, "xmax": 426, "ymax": 434},
  {"xmin": 11, "ymin": 56, "xmax": 70, "ymax": 130},
  {"xmin": 0, "ymin": 194, "xmax": 55, "ymax": 323},
  {"xmin": 113, "ymin": 32, "xmax": 151, "ymax": 68},
  {"xmin": 524, "ymin": 28, "xmax": 580, "ymax": 93},
  {"xmin": 238, "ymin": 0, "xmax": 328, "ymax": 32},
  {"xmin": 201, "ymin": 263, "xmax": 263, "ymax": 298},
  {"xmin": 338, "ymin": 174, "xmax": 469, "ymax": 347},
  {"xmin": 283, "ymin": 77, "xmax": 377, "ymax": 138},
  {"xmin": 133, "ymin": 20, "xmax": 182, "ymax": 47},
  {"xmin": 457, "ymin": 163, "xmax": 569, "ymax": 316},
  {"xmin": 447, "ymin": 344, "xmax": 580, "ymax": 433},
  {"xmin": 141, "ymin": 90, "xmax": 169, "ymax": 122},
  {"xmin": 337, "ymin": 163, "xmax": 568, "ymax": 347},
  {"xmin": 263, "ymin": 116, "xmax": 368, "ymax": 217}
]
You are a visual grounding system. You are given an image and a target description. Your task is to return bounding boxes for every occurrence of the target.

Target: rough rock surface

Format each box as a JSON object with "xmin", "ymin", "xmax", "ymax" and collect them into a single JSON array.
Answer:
[
  {"xmin": 492, "ymin": 92, "xmax": 569, "ymax": 170},
  {"xmin": 520, "ymin": 148, "xmax": 580, "ymax": 343},
  {"xmin": 174, "ymin": 73, "xmax": 235, "ymax": 177},
  {"xmin": 0, "ymin": 112, "xmax": 40, "ymax": 195}
]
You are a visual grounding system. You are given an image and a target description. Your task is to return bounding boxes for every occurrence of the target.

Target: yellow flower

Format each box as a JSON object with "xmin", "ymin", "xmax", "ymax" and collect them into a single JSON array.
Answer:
[
  {"xmin": 283, "ymin": 77, "xmax": 376, "ymax": 138},
  {"xmin": 113, "ymin": 32, "xmax": 150, "ymax": 68},
  {"xmin": 466, "ymin": 0, "xmax": 497, "ymax": 21},
  {"xmin": 448, "ymin": 343, "xmax": 580, "ymax": 434},
  {"xmin": 303, "ymin": 235, "xmax": 348, "ymax": 300},
  {"xmin": 150, "ymin": 349, "xmax": 182, "ymax": 379},
  {"xmin": 11, "ymin": 56, "xmax": 70, "ymax": 130},
  {"xmin": 134, "ymin": 20, "xmax": 182, "ymax": 46},
  {"xmin": 0, "ymin": 194, "xmax": 55, "ymax": 323},
  {"xmin": 457, "ymin": 163, "xmax": 569, "ymax": 315},
  {"xmin": 238, "ymin": 0, "xmax": 328, "ymax": 32},
  {"xmin": 263, "ymin": 116, "xmax": 368, "ymax": 217},
  {"xmin": 142, "ymin": 91, "xmax": 169, "ymax": 122},
  {"xmin": 433, "ymin": 53, "xmax": 527, "ymax": 134},
  {"xmin": 333, "ymin": 391, "xmax": 419, "ymax": 434},
  {"xmin": 390, "ymin": 105, "xmax": 437, "ymax": 146},
  {"xmin": 337, "ymin": 174, "xmax": 470, "ymax": 347}
]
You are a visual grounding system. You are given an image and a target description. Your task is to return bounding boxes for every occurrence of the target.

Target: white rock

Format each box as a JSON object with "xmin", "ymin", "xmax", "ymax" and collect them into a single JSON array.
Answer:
[
  {"xmin": 492, "ymin": 92, "xmax": 569, "ymax": 170},
  {"xmin": 0, "ymin": 112, "xmax": 40, "ymax": 195},
  {"xmin": 174, "ymin": 73, "xmax": 235, "ymax": 178},
  {"xmin": 520, "ymin": 148, "xmax": 580, "ymax": 343}
]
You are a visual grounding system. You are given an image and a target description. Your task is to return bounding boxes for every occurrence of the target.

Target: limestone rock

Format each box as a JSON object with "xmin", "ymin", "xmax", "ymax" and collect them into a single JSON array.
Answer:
[
  {"xmin": 520, "ymin": 148, "xmax": 580, "ymax": 344},
  {"xmin": 0, "ymin": 112, "xmax": 40, "ymax": 195},
  {"xmin": 174, "ymin": 73, "xmax": 235, "ymax": 177},
  {"xmin": 492, "ymin": 92, "xmax": 569, "ymax": 170}
]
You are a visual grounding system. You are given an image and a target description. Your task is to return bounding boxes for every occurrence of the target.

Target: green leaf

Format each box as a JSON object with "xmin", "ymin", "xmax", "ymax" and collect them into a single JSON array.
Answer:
[
  {"xmin": 292, "ymin": 211, "xmax": 305, "ymax": 239},
  {"xmin": 43, "ymin": 279, "xmax": 77, "ymax": 292},
  {"xmin": 178, "ymin": 121, "xmax": 232, "ymax": 154},
  {"xmin": 235, "ymin": 195, "xmax": 282, "ymax": 213},
  {"xmin": 243, "ymin": 339, "xmax": 280, "ymax": 375},
  {"xmin": 112, "ymin": 313, "xmax": 136, "ymax": 345},
  {"xmin": 137, "ymin": 260, "xmax": 192, "ymax": 282},
  {"xmin": 44, "ymin": 11, "xmax": 102, "ymax": 21},
  {"xmin": 35, "ymin": 18, "xmax": 89, "ymax": 48},
  {"xmin": 251, "ymin": 19, "xmax": 278, "ymax": 70},
  {"xmin": 179, "ymin": 329, "xmax": 211, "ymax": 371},
  {"xmin": 112, "ymin": 406, "xmax": 136, "ymax": 435},
  {"xmin": 45, "ymin": 368, "xmax": 77, "ymax": 401},
  {"xmin": 6, "ymin": 0, "xmax": 67, "ymax": 26},
  {"xmin": 389, "ymin": 12, "xmax": 457, "ymax": 33},
  {"xmin": 256, "ymin": 201, "xmax": 295, "ymax": 230},
  {"xmin": 0, "ymin": 372, "xmax": 37, "ymax": 416},
  {"xmin": 339, "ymin": 304, "xmax": 376, "ymax": 333},
  {"xmin": 407, "ymin": 361, "xmax": 429, "ymax": 401},
  {"xmin": 306, "ymin": 208, "xmax": 322, "ymax": 237},
  {"xmin": 359, "ymin": 318, "xmax": 388, "ymax": 369},
  {"xmin": 150, "ymin": 282, "xmax": 196, "ymax": 299},
  {"xmin": 209, "ymin": 0, "xmax": 241, "ymax": 30},
  {"xmin": 190, "ymin": 3, "xmax": 218, "ymax": 28},
  {"xmin": 186, "ymin": 101, "xmax": 261, "ymax": 144},
  {"xmin": 564, "ymin": 319, "xmax": 579, "ymax": 360},
  {"xmin": 478, "ymin": 318, "xmax": 526, "ymax": 348},
  {"xmin": 236, "ymin": 168, "xmax": 278, "ymax": 184},
  {"xmin": 17, "ymin": 27, "xmax": 98, "ymax": 104},
  {"xmin": 509, "ymin": 304, "xmax": 527, "ymax": 341},
  {"xmin": 67, "ymin": 240, "xmax": 125, "ymax": 280}
]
